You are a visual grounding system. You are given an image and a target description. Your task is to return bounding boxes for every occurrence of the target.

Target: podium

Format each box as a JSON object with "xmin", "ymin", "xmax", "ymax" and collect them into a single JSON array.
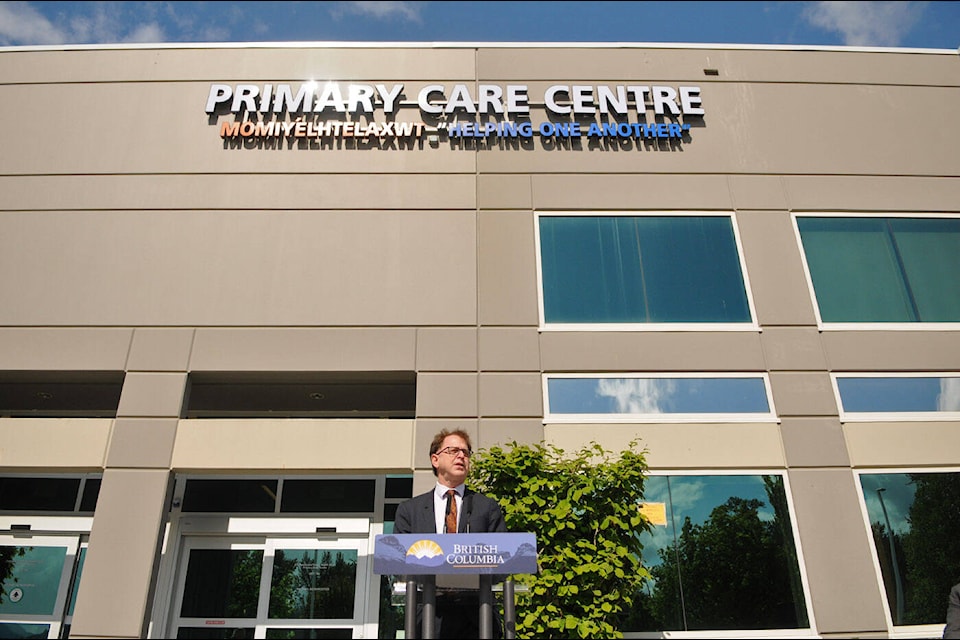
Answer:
[{"xmin": 373, "ymin": 532, "xmax": 538, "ymax": 639}]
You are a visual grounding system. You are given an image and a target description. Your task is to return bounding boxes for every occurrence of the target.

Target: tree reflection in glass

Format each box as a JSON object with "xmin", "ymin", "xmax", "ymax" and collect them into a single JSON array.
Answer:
[
  {"xmin": 624, "ymin": 475, "xmax": 808, "ymax": 632},
  {"xmin": 860, "ymin": 472, "xmax": 960, "ymax": 626},
  {"xmin": 269, "ymin": 549, "xmax": 357, "ymax": 620},
  {"xmin": 180, "ymin": 549, "xmax": 263, "ymax": 618}
]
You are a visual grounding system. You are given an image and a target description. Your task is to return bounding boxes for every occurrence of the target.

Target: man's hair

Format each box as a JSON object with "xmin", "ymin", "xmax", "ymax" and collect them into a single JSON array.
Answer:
[{"xmin": 429, "ymin": 428, "xmax": 473, "ymax": 476}]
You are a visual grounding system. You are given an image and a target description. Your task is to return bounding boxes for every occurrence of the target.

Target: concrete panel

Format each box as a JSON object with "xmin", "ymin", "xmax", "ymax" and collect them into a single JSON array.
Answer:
[
  {"xmin": 544, "ymin": 422, "xmax": 785, "ymax": 469},
  {"xmin": 478, "ymin": 418, "xmax": 544, "ymax": 450},
  {"xmin": 844, "ymin": 422, "xmax": 960, "ymax": 468},
  {"xmin": 0, "ymin": 174, "xmax": 477, "ymax": 211},
  {"xmin": 780, "ymin": 417, "xmax": 851, "ymax": 468},
  {"xmin": 0, "ymin": 419, "xmax": 111, "ymax": 469},
  {"xmin": 0, "ymin": 79, "xmax": 479, "ymax": 175},
  {"xmin": 416, "ymin": 373, "xmax": 478, "ymax": 418},
  {"xmin": 190, "ymin": 328, "xmax": 416, "ymax": 372},
  {"xmin": 478, "ymin": 328, "xmax": 542, "ymax": 372},
  {"xmin": 476, "ymin": 46, "xmax": 957, "ymax": 85},
  {"xmin": 769, "ymin": 372, "xmax": 839, "ymax": 418},
  {"xmin": 478, "ymin": 211, "xmax": 540, "ymax": 326},
  {"xmin": 0, "ymin": 328, "xmax": 132, "ymax": 371},
  {"xmin": 0, "ymin": 211, "xmax": 477, "ymax": 326},
  {"xmin": 728, "ymin": 175, "xmax": 789, "ymax": 211},
  {"xmin": 412, "ymin": 419, "xmax": 479, "ymax": 473},
  {"xmin": 761, "ymin": 327, "xmax": 829, "ymax": 371},
  {"xmin": 479, "ymin": 373, "xmax": 543, "ymax": 417},
  {"xmin": 475, "ymin": 83, "xmax": 958, "ymax": 177},
  {"xmin": 787, "ymin": 468, "xmax": 888, "ymax": 635},
  {"xmin": 0, "ymin": 46, "xmax": 481, "ymax": 84},
  {"xmin": 416, "ymin": 328, "xmax": 478, "ymax": 372},
  {"xmin": 783, "ymin": 176, "xmax": 960, "ymax": 213},
  {"xmin": 530, "ymin": 174, "xmax": 733, "ymax": 211},
  {"xmin": 70, "ymin": 468, "xmax": 171, "ymax": 639},
  {"xmin": 821, "ymin": 331, "xmax": 960, "ymax": 371},
  {"xmin": 477, "ymin": 175, "xmax": 533, "ymax": 210},
  {"xmin": 127, "ymin": 329, "xmax": 194, "ymax": 372},
  {"xmin": 540, "ymin": 331, "xmax": 765, "ymax": 372},
  {"xmin": 105, "ymin": 419, "xmax": 178, "ymax": 469},
  {"xmin": 117, "ymin": 373, "xmax": 188, "ymax": 418},
  {"xmin": 172, "ymin": 418, "xmax": 415, "ymax": 471},
  {"xmin": 737, "ymin": 211, "xmax": 819, "ymax": 327}
]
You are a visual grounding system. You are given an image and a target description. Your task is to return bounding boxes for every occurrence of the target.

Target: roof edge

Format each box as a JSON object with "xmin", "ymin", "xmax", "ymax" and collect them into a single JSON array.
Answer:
[{"xmin": 0, "ymin": 40, "xmax": 957, "ymax": 55}]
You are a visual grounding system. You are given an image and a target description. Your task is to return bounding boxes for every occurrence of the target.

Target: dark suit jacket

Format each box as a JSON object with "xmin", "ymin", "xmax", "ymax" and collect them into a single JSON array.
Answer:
[
  {"xmin": 945, "ymin": 582, "xmax": 960, "ymax": 639},
  {"xmin": 394, "ymin": 487, "xmax": 507, "ymax": 534}
]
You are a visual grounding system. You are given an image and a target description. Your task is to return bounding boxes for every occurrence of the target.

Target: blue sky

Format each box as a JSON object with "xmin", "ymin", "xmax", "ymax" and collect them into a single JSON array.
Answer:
[{"xmin": 0, "ymin": 1, "xmax": 957, "ymax": 49}]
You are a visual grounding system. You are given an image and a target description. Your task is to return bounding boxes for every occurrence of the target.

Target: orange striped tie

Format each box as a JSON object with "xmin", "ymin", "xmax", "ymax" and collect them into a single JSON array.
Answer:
[{"xmin": 445, "ymin": 489, "xmax": 458, "ymax": 533}]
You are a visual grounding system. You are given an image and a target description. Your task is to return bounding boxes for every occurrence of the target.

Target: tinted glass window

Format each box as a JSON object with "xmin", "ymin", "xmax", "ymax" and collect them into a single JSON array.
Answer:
[
  {"xmin": 539, "ymin": 215, "xmax": 751, "ymax": 324},
  {"xmin": 280, "ymin": 479, "xmax": 376, "ymax": 513},
  {"xmin": 181, "ymin": 479, "xmax": 279, "ymax": 513},
  {"xmin": 797, "ymin": 217, "xmax": 960, "ymax": 323},
  {"xmin": 546, "ymin": 376, "xmax": 771, "ymax": 418},
  {"xmin": 0, "ymin": 477, "xmax": 81, "ymax": 511},
  {"xmin": 859, "ymin": 472, "xmax": 960, "ymax": 627},
  {"xmin": 838, "ymin": 376, "xmax": 960, "ymax": 414},
  {"xmin": 624, "ymin": 474, "xmax": 809, "ymax": 632}
]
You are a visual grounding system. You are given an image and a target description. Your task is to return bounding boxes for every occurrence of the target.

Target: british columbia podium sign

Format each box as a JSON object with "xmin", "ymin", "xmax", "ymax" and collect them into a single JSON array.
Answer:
[{"xmin": 373, "ymin": 532, "xmax": 538, "ymax": 576}]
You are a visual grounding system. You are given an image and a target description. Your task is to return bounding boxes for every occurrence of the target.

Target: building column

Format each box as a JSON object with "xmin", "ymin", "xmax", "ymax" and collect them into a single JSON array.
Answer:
[{"xmin": 70, "ymin": 329, "xmax": 192, "ymax": 639}]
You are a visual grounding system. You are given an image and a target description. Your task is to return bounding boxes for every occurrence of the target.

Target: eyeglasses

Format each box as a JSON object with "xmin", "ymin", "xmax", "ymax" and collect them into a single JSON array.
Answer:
[{"xmin": 436, "ymin": 446, "xmax": 472, "ymax": 458}]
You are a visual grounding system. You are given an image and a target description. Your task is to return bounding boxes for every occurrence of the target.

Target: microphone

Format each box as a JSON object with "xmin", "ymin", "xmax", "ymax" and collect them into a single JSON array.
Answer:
[{"xmin": 464, "ymin": 493, "xmax": 473, "ymax": 533}]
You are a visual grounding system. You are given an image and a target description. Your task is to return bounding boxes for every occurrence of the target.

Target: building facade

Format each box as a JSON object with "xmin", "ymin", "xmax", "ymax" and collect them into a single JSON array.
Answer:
[{"xmin": 0, "ymin": 42, "xmax": 958, "ymax": 639}]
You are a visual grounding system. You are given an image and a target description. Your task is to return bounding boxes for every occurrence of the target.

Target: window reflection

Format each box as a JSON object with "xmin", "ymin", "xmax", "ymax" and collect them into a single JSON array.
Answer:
[
  {"xmin": 180, "ymin": 549, "xmax": 263, "ymax": 618},
  {"xmin": 0, "ymin": 545, "xmax": 67, "ymax": 616},
  {"xmin": 624, "ymin": 475, "xmax": 808, "ymax": 631},
  {"xmin": 546, "ymin": 376, "xmax": 771, "ymax": 418},
  {"xmin": 859, "ymin": 472, "xmax": 960, "ymax": 626},
  {"xmin": 269, "ymin": 549, "xmax": 357, "ymax": 619},
  {"xmin": 838, "ymin": 376, "xmax": 960, "ymax": 413},
  {"xmin": 539, "ymin": 215, "xmax": 752, "ymax": 324}
]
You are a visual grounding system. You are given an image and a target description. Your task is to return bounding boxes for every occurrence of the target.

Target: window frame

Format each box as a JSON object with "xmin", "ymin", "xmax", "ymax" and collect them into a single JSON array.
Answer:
[
  {"xmin": 534, "ymin": 211, "xmax": 760, "ymax": 332},
  {"xmin": 792, "ymin": 212, "xmax": 960, "ymax": 331},
  {"xmin": 831, "ymin": 372, "xmax": 960, "ymax": 422},
  {"xmin": 542, "ymin": 373, "xmax": 778, "ymax": 423}
]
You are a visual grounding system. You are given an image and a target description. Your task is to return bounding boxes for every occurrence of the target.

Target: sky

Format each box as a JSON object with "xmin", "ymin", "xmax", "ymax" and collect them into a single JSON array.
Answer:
[{"xmin": 0, "ymin": 1, "xmax": 957, "ymax": 50}]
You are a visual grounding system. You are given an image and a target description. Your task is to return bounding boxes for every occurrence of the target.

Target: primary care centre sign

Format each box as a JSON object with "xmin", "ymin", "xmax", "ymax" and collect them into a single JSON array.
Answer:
[{"xmin": 206, "ymin": 81, "xmax": 704, "ymax": 147}]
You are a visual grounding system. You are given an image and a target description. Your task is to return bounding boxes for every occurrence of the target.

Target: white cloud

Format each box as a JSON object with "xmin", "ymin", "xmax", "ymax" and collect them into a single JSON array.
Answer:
[
  {"xmin": 0, "ymin": 1, "xmax": 168, "ymax": 45},
  {"xmin": 333, "ymin": 1, "xmax": 423, "ymax": 23},
  {"xmin": 596, "ymin": 378, "xmax": 676, "ymax": 414},
  {"xmin": 803, "ymin": 1, "xmax": 927, "ymax": 46},
  {"xmin": 939, "ymin": 377, "xmax": 960, "ymax": 412},
  {"xmin": 0, "ymin": 1, "xmax": 67, "ymax": 45}
]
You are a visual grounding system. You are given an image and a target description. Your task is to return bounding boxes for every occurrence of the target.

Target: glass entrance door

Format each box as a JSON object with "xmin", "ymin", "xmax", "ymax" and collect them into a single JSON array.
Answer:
[
  {"xmin": 0, "ymin": 533, "xmax": 84, "ymax": 639},
  {"xmin": 170, "ymin": 533, "xmax": 371, "ymax": 639}
]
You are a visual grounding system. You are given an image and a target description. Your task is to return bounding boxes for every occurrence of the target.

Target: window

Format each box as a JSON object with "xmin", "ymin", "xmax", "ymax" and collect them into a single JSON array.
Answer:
[
  {"xmin": 536, "ymin": 213, "xmax": 753, "ymax": 328},
  {"xmin": 544, "ymin": 374, "xmax": 775, "ymax": 422},
  {"xmin": 0, "ymin": 475, "xmax": 100, "ymax": 513},
  {"xmin": 796, "ymin": 215, "xmax": 960, "ymax": 325},
  {"xmin": 179, "ymin": 478, "xmax": 386, "ymax": 514},
  {"xmin": 622, "ymin": 474, "xmax": 810, "ymax": 633},
  {"xmin": 858, "ymin": 471, "xmax": 960, "ymax": 632},
  {"xmin": 834, "ymin": 374, "xmax": 960, "ymax": 421}
]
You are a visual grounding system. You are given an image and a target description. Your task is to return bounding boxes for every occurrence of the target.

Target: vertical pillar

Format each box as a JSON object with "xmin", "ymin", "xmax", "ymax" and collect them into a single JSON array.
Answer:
[{"xmin": 70, "ymin": 329, "xmax": 192, "ymax": 638}]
